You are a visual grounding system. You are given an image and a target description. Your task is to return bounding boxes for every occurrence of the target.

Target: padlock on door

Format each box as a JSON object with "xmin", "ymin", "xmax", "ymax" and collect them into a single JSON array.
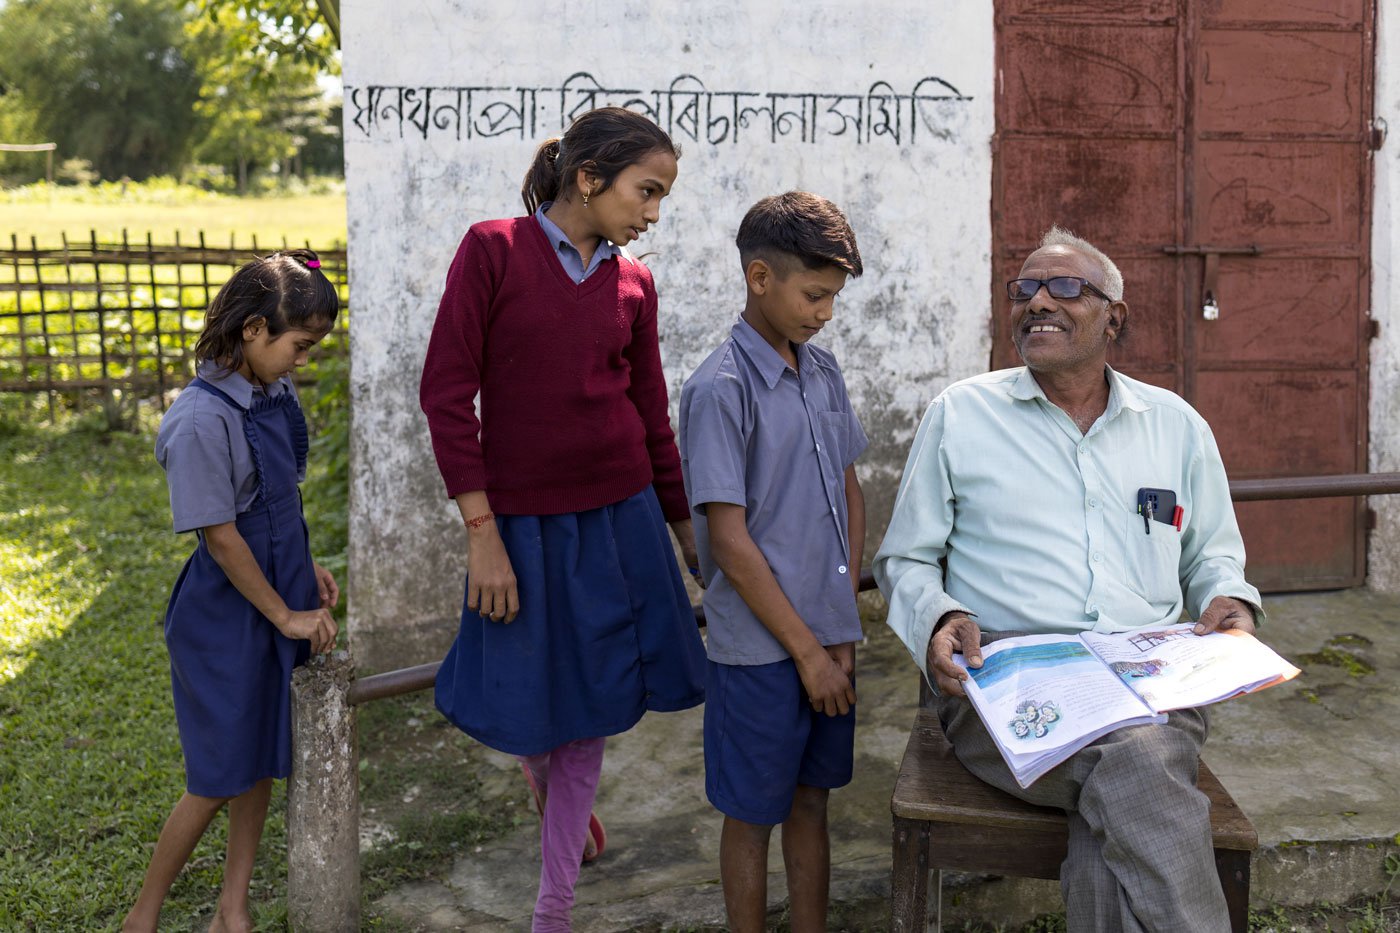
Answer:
[{"xmin": 1202, "ymin": 252, "xmax": 1221, "ymax": 321}]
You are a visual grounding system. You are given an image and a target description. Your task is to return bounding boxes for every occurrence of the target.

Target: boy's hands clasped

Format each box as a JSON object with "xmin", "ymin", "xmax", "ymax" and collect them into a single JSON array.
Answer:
[{"xmin": 798, "ymin": 641, "xmax": 857, "ymax": 716}]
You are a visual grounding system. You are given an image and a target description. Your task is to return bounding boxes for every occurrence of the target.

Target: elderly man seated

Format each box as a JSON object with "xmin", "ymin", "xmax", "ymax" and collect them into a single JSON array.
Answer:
[{"xmin": 875, "ymin": 226, "xmax": 1263, "ymax": 932}]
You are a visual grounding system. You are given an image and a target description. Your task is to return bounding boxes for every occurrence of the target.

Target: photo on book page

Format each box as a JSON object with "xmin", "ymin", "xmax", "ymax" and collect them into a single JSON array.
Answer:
[{"xmin": 959, "ymin": 636, "xmax": 1159, "ymax": 754}]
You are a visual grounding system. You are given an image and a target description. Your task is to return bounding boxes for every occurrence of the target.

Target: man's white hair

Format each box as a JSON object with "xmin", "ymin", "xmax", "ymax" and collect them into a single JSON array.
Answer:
[{"xmin": 1039, "ymin": 225, "xmax": 1123, "ymax": 301}]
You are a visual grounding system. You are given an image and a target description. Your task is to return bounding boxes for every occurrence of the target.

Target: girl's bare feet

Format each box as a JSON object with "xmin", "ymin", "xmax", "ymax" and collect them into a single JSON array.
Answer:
[
  {"xmin": 208, "ymin": 906, "xmax": 253, "ymax": 933},
  {"xmin": 121, "ymin": 911, "xmax": 157, "ymax": 933}
]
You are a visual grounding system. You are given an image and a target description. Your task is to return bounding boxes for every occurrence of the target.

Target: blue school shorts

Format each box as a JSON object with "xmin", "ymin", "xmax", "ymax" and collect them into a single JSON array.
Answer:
[{"xmin": 703, "ymin": 657, "xmax": 856, "ymax": 825}]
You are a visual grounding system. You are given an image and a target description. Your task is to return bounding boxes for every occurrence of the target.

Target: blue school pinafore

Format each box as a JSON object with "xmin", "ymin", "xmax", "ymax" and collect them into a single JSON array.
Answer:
[{"xmin": 162, "ymin": 378, "xmax": 315, "ymax": 797}]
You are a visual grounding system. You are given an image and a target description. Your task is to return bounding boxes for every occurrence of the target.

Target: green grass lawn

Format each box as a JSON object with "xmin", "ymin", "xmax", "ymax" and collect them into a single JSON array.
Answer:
[
  {"xmin": 0, "ymin": 417, "xmax": 288, "ymax": 929},
  {"xmin": 0, "ymin": 182, "xmax": 347, "ymax": 249}
]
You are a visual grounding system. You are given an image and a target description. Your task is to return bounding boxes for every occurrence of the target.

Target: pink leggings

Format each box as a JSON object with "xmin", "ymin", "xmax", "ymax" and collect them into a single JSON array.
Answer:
[{"xmin": 518, "ymin": 737, "xmax": 606, "ymax": 932}]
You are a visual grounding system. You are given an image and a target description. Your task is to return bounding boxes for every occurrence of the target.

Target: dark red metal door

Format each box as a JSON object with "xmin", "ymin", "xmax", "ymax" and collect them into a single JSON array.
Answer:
[{"xmin": 992, "ymin": 0, "xmax": 1376, "ymax": 591}]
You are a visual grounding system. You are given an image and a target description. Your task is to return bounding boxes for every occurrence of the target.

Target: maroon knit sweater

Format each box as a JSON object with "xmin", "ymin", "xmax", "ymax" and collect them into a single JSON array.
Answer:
[{"xmin": 420, "ymin": 217, "xmax": 688, "ymax": 521}]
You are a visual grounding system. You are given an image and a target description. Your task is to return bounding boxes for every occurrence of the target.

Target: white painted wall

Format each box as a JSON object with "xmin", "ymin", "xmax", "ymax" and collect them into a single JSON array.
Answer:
[
  {"xmin": 1370, "ymin": 3, "xmax": 1400, "ymax": 593},
  {"xmin": 342, "ymin": 0, "xmax": 996, "ymax": 668}
]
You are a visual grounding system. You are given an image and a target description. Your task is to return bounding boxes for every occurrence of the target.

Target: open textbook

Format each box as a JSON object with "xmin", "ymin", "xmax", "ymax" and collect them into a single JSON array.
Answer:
[{"xmin": 954, "ymin": 623, "xmax": 1300, "ymax": 788}]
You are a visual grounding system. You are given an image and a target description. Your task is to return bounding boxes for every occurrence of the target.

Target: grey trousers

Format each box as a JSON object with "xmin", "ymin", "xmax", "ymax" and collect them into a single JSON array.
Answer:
[{"xmin": 939, "ymin": 692, "xmax": 1230, "ymax": 933}]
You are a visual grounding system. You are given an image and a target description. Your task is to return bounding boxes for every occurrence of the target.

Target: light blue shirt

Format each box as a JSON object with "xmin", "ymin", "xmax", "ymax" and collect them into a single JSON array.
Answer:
[
  {"xmin": 155, "ymin": 361, "xmax": 298, "ymax": 533},
  {"xmin": 875, "ymin": 366, "xmax": 1263, "ymax": 684},
  {"xmin": 680, "ymin": 318, "xmax": 868, "ymax": 665},
  {"xmin": 534, "ymin": 202, "xmax": 619, "ymax": 283}
]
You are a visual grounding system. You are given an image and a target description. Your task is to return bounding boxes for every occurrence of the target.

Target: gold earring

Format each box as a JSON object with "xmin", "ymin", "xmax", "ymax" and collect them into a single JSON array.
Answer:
[{"xmin": 582, "ymin": 190, "xmax": 591, "ymax": 207}]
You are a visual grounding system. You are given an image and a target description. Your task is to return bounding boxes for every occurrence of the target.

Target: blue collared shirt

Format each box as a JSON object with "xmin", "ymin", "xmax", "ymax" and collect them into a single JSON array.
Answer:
[
  {"xmin": 155, "ymin": 361, "xmax": 298, "ymax": 533},
  {"xmin": 534, "ymin": 202, "xmax": 619, "ymax": 283},
  {"xmin": 874, "ymin": 366, "xmax": 1263, "ymax": 686},
  {"xmin": 679, "ymin": 317, "xmax": 869, "ymax": 665}
]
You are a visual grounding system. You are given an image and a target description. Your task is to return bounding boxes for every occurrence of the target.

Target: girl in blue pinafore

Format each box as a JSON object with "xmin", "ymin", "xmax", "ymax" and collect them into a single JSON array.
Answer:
[
  {"xmin": 420, "ymin": 107, "xmax": 706, "ymax": 932},
  {"xmin": 124, "ymin": 250, "xmax": 340, "ymax": 933}
]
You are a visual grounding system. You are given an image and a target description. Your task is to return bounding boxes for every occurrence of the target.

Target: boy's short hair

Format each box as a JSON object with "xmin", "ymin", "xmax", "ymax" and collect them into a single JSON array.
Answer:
[{"xmin": 736, "ymin": 191, "xmax": 863, "ymax": 278}]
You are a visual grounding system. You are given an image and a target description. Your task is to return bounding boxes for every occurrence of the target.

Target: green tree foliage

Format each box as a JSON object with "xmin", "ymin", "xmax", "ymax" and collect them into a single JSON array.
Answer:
[
  {"xmin": 197, "ymin": 0, "xmax": 341, "ymax": 76},
  {"xmin": 0, "ymin": 87, "xmax": 47, "ymax": 183},
  {"xmin": 0, "ymin": 0, "xmax": 342, "ymax": 187},
  {"xmin": 185, "ymin": 6, "xmax": 338, "ymax": 192},
  {"xmin": 0, "ymin": 0, "xmax": 200, "ymax": 180}
]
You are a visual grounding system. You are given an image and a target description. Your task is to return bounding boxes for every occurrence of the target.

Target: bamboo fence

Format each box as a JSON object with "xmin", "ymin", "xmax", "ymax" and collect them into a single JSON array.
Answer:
[{"xmin": 0, "ymin": 231, "xmax": 349, "ymax": 418}]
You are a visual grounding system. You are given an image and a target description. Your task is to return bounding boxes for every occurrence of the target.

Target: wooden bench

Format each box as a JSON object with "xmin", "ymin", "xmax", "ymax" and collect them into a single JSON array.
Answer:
[{"xmin": 890, "ymin": 696, "xmax": 1258, "ymax": 932}]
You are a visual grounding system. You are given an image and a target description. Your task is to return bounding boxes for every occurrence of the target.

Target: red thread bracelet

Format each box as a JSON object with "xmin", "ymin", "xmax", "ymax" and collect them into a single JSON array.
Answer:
[{"xmin": 464, "ymin": 511, "xmax": 495, "ymax": 529}]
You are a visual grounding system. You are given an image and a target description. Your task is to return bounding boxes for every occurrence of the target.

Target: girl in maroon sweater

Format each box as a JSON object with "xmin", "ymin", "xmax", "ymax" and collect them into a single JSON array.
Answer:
[{"xmin": 420, "ymin": 107, "xmax": 706, "ymax": 931}]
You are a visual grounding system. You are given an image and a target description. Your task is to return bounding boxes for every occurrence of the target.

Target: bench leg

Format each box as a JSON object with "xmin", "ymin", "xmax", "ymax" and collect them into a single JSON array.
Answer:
[
  {"xmin": 891, "ymin": 816, "xmax": 931, "ymax": 932},
  {"xmin": 1214, "ymin": 847, "xmax": 1251, "ymax": 933}
]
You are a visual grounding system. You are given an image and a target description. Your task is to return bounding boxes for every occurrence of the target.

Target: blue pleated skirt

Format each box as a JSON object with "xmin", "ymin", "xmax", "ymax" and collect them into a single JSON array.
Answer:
[{"xmin": 435, "ymin": 487, "xmax": 706, "ymax": 756}]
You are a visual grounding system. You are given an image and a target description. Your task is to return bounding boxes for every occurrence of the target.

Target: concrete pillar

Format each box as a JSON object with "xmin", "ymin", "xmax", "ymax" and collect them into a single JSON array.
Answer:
[{"xmin": 288, "ymin": 651, "xmax": 360, "ymax": 931}]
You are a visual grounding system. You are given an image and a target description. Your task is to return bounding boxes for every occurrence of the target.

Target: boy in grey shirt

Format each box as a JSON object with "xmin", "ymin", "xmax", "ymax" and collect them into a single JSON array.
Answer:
[{"xmin": 679, "ymin": 191, "xmax": 866, "ymax": 932}]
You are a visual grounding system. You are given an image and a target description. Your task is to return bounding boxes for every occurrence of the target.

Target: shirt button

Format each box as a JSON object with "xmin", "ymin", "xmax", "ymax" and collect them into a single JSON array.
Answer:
[
  {"xmin": 1092, "ymin": 552, "xmax": 1103, "ymax": 562},
  {"xmin": 1090, "ymin": 603, "xmax": 1100, "ymax": 613},
  {"xmin": 1088, "ymin": 498, "xmax": 1099, "ymax": 509},
  {"xmin": 1079, "ymin": 444, "xmax": 1088, "ymax": 454},
  {"xmin": 815, "ymin": 443, "xmax": 821, "ymax": 451},
  {"xmin": 838, "ymin": 565, "xmax": 848, "ymax": 574},
  {"xmin": 831, "ymin": 507, "xmax": 837, "ymax": 514}
]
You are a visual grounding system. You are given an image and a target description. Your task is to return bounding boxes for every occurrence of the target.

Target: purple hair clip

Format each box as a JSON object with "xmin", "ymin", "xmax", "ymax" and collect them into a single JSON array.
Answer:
[{"xmin": 305, "ymin": 259, "xmax": 322, "ymax": 269}]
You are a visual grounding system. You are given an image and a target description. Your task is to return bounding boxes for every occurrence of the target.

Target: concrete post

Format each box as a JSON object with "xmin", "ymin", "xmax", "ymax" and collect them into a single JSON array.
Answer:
[{"xmin": 288, "ymin": 651, "xmax": 360, "ymax": 931}]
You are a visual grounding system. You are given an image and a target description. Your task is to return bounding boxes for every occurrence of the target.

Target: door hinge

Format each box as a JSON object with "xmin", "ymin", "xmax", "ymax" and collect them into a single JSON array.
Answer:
[
  {"xmin": 1366, "ymin": 508, "xmax": 1378, "ymax": 531},
  {"xmin": 1372, "ymin": 116, "xmax": 1388, "ymax": 151},
  {"xmin": 1369, "ymin": 318, "xmax": 1381, "ymax": 340}
]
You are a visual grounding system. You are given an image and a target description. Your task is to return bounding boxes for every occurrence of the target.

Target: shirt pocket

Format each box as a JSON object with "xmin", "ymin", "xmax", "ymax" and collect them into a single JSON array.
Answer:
[
  {"xmin": 1120, "ymin": 510, "xmax": 1182, "ymax": 605},
  {"xmin": 817, "ymin": 411, "xmax": 850, "ymax": 471}
]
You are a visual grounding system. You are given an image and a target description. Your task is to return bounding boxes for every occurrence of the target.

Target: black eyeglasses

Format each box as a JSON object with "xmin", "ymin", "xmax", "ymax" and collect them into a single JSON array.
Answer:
[{"xmin": 1006, "ymin": 277, "xmax": 1112, "ymax": 302}]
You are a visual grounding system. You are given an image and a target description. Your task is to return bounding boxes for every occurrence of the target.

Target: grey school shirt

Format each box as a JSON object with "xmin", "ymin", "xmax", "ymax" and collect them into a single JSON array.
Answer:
[
  {"xmin": 155, "ymin": 361, "xmax": 301, "ymax": 533},
  {"xmin": 679, "ymin": 317, "xmax": 868, "ymax": 665}
]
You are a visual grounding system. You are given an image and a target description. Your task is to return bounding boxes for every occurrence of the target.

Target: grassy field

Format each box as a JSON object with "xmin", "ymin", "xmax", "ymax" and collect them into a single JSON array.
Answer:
[
  {"xmin": 0, "ymin": 182, "xmax": 347, "ymax": 249},
  {"xmin": 0, "ymin": 417, "xmax": 282, "ymax": 929}
]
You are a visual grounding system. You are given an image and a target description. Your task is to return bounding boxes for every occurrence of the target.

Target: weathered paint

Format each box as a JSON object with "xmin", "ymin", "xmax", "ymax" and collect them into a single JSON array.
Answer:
[
  {"xmin": 1370, "ymin": 2, "xmax": 1400, "ymax": 593},
  {"xmin": 342, "ymin": 0, "xmax": 996, "ymax": 668}
]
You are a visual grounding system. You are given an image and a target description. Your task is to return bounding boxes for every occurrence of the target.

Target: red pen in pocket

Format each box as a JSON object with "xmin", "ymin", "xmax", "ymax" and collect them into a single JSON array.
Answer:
[{"xmin": 1172, "ymin": 505, "xmax": 1184, "ymax": 531}]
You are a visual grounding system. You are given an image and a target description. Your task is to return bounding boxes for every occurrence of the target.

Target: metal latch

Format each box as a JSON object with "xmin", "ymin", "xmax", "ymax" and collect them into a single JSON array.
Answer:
[{"xmin": 1162, "ymin": 245, "xmax": 1261, "ymax": 323}]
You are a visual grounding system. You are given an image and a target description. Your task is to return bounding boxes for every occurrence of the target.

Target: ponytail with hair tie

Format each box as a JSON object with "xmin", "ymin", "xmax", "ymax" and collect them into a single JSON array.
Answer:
[{"xmin": 522, "ymin": 137, "xmax": 565, "ymax": 213}]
